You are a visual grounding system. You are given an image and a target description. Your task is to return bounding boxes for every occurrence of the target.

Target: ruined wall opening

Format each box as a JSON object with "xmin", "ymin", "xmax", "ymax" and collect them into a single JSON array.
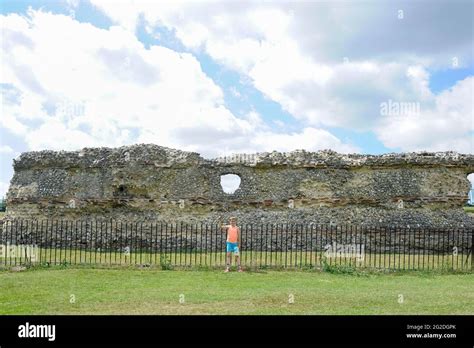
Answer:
[
  {"xmin": 220, "ymin": 174, "xmax": 241, "ymax": 194},
  {"xmin": 467, "ymin": 173, "xmax": 474, "ymax": 206},
  {"xmin": 114, "ymin": 184, "xmax": 128, "ymax": 197}
]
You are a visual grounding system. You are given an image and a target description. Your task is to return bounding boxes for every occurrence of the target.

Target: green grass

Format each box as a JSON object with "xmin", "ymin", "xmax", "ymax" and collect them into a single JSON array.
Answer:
[
  {"xmin": 464, "ymin": 206, "xmax": 474, "ymax": 214},
  {"xmin": 1, "ymin": 248, "xmax": 471, "ymax": 271},
  {"xmin": 0, "ymin": 268, "xmax": 472, "ymax": 315}
]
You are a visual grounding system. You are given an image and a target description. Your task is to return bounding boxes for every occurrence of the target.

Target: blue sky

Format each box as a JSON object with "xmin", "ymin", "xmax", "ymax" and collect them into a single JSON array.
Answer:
[{"xmin": 1, "ymin": 0, "xmax": 473, "ymax": 196}]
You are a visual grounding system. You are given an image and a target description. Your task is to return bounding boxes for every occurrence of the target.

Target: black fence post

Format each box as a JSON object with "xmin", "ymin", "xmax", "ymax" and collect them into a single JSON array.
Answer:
[{"xmin": 2, "ymin": 219, "xmax": 474, "ymax": 272}]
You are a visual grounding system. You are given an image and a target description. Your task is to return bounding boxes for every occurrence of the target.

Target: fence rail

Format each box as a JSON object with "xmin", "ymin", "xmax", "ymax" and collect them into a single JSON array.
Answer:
[{"xmin": 0, "ymin": 220, "xmax": 472, "ymax": 271}]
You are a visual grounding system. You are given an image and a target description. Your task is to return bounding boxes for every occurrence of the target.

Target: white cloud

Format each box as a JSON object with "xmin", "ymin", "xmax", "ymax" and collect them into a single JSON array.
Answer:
[
  {"xmin": 375, "ymin": 77, "xmax": 474, "ymax": 153},
  {"xmin": 251, "ymin": 127, "xmax": 357, "ymax": 154},
  {"xmin": 228, "ymin": 86, "xmax": 242, "ymax": 99},
  {"xmin": 0, "ymin": 145, "xmax": 14, "ymax": 154},
  {"xmin": 90, "ymin": 1, "xmax": 473, "ymax": 153},
  {"xmin": 0, "ymin": 9, "xmax": 355, "ymax": 158}
]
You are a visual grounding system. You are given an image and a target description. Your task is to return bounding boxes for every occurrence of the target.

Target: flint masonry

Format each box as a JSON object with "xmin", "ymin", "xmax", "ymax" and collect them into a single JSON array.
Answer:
[{"xmin": 5, "ymin": 144, "xmax": 474, "ymax": 228}]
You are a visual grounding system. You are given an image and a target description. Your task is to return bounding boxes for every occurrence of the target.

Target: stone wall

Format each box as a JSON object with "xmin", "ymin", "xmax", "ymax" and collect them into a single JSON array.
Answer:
[{"xmin": 5, "ymin": 144, "xmax": 474, "ymax": 228}]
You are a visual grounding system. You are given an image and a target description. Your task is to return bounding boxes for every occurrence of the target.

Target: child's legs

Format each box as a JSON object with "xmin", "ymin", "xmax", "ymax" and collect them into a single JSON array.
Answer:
[
  {"xmin": 235, "ymin": 255, "xmax": 240, "ymax": 266},
  {"xmin": 226, "ymin": 252, "xmax": 231, "ymax": 266}
]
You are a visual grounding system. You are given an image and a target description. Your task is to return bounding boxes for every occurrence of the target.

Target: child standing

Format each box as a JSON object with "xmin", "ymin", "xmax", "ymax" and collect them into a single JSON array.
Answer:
[{"xmin": 221, "ymin": 217, "xmax": 243, "ymax": 272}]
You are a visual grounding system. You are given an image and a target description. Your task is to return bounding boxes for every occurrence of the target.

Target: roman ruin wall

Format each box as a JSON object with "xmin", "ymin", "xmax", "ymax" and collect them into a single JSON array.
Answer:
[{"xmin": 5, "ymin": 144, "xmax": 474, "ymax": 228}]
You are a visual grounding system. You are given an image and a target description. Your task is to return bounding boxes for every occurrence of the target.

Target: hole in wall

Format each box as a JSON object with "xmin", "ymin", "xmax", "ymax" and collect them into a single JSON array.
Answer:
[
  {"xmin": 220, "ymin": 174, "xmax": 241, "ymax": 194},
  {"xmin": 115, "ymin": 184, "xmax": 127, "ymax": 196},
  {"xmin": 466, "ymin": 173, "xmax": 474, "ymax": 208}
]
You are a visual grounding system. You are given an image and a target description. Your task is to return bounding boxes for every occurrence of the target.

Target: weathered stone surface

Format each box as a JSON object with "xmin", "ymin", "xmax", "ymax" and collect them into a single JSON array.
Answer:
[{"xmin": 4, "ymin": 144, "xmax": 474, "ymax": 228}]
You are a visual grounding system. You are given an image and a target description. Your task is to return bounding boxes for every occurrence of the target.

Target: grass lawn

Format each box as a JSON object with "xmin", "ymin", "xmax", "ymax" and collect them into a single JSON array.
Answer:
[
  {"xmin": 0, "ymin": 268, "xmax": 473, "ymax": 315},
  {"xmin": 2, "ymin": 248, "xmax": 472, "ymax": 271},
  {"xmin": 464, "ymin": 206, "xmax": 474, "ymax": 214}
]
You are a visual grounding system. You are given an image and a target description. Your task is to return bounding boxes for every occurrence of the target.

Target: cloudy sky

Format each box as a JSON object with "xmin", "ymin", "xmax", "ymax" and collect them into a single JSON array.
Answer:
[{"xmin": 1, "ymin": 0, "xmax": 473, "ymax": 197}]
